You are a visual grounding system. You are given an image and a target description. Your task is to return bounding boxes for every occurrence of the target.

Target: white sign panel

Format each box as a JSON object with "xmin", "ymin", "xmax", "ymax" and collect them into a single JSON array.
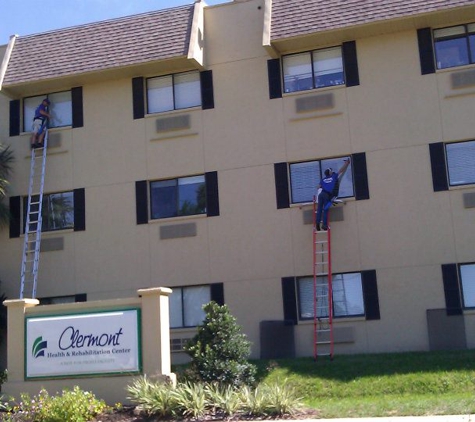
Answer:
[{"xmin": 26, "ymin": 309, "xmax": 141, "ymax": 379}]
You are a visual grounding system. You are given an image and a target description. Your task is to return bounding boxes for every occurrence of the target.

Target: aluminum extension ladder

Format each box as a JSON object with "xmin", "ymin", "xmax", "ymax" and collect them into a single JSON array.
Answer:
[
  {"xmin": 20, "ymin": 130, "xmax": 48, "ymax": 299},
  {"xmin": 313, "ymin": 197, "xmax": 334, "ymax": 360}
]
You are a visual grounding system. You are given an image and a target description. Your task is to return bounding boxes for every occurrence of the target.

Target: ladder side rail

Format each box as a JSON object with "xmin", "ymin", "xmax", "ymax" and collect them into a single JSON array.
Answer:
[
  {"xmin": 312, "ymin": 195, "xmax": 317, "ymax": 359},
  {"xmin": 327, "ymin": 214, "xmax": 334, "ymax": 359}
]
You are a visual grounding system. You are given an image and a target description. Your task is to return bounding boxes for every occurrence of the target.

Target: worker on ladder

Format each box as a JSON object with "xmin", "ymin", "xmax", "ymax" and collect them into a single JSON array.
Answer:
[
  {"xmin": 315, "ymin": 157, "xmax": 351, "ymax": 231},
  {"xmin": 30, "ymin": 98, "xmax": 51, "ymax": 149}
]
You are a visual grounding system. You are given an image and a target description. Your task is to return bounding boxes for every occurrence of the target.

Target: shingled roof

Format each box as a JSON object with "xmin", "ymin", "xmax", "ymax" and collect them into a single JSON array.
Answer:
[
  {"xmin": 270, "ymin": 0, "xmax": 475, "ymax": 41},
  {"xmin": 2, "ymin": 4, "xmax": 195, "ymax": 87}
]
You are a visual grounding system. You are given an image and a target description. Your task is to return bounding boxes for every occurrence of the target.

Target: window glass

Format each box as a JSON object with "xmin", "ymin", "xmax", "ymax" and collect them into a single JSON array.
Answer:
[
  {"xmin": 434, "ymin": 24, "xmax": 475, "ymax": 70},
  {"xmin": 460, "ymin": 264, "xmax": 475, "ymax": 308},
  {"xmin": 283, "ymin": 52, "xmax": 313, "ymax": 93},
  {"xmin": 23, "ymin": 95, "xmax": 43, "ymax": 132},
  {"xmin": 183, "ymin": 286, "xmax": 210, "ymax": 327},
  {"xmin": 289, "ymin": 156, "xmax": 353, "ymax": 204},
  {"xmin": 150, "ymin": 175, "xmax": 206, "ymax": 220},
  {"xmin": 313, "ymin": 47, "xmax": 344, "ymax": 88},
  {"xmin": 446, "ymin": 140, "xmax": 475, "ymax": 186},
  {"xmin": 174, "ymin": 72, "xmax": 201, "ymax": 109},
  {"xmin": 49, "ymin": 91, "xmax": 72, "ymax": 128},
  {"xmin": 298, "ymin": 273, "xmax": 364, "ymax": 320},
  {"xmin": 169, "ymin": 285, "xmax": 211, "ymax": 328},
  {"xmin": 147, "ymin": 75, "xmax": 174, "ymax": 113},
  {"xmin": 290, "ymin": 161, "xmax": 321, "ymax": 203},
  {"xmin": 169, "ymin": 289, "xmax": 184, "ymax": 328},
  {"xmin": 24, "ymin": 191, "xmax": 74, "ymax": 232}
]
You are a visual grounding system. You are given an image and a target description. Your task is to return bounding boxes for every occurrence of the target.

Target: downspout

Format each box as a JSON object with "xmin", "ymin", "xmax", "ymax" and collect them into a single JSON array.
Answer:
[{"xmin": 0, "ymin": 34, "xmax": 17, "ymax": 91}]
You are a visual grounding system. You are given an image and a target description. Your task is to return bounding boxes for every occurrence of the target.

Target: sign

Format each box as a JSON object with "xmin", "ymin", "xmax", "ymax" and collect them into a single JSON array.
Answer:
[{"xmin": 25, "ymin": 309, "xmax": 141, "ymax": 379}]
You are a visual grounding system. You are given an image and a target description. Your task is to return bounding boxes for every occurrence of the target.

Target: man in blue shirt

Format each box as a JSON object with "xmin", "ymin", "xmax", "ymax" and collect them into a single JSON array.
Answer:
[
  {"xmin": 30, "ymin": 98, "xmax": 51, "ymax": 149},
  {"xmin": 316, "ymin": 157, "xmax": 351, "ymax": 231}
]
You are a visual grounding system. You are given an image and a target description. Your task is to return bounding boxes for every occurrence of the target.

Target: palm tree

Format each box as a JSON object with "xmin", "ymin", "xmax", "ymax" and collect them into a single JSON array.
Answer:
[{"xmin": 0, "ymin": 144, "xmax": 14, "ymax": 228}]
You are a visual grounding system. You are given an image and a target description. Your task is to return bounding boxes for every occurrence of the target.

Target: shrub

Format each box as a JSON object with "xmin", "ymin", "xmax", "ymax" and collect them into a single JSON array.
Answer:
[
  {"xmin": 3, "ymin": 386, "xmax": 108, "ymax": 421},
  {"xmin": 183, "ymin": 301, "xmax": 257, "ymax": 387}
]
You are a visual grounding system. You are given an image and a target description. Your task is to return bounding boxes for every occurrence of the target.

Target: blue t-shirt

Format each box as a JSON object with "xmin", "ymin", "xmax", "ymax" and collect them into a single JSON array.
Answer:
[
  {"xmin": 320, "ymin": 173, "xmax": 338, "ymax": 194},
  {"xmin": 34, "ymin": 103, "xmax": 48, "ymax": 120}
]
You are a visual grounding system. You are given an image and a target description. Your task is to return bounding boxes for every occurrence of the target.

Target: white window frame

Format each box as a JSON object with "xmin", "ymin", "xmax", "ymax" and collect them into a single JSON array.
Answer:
[
  {"xmin": 169, "ymin": 285, "xmax": 211, "ymax": 328},
  {"xmin": 289, "ymin": 156, "xmax": 353, "ymax": 204},
  {"xmin": 445, "ymin": 140, "xmax": 475, "ymax": 187},
  {"xmin": 434, "ymin": 23, "xmax": 475, "ymax": 70},
  {"xmin": 282, "ymin": 46, "xmax": 345, "ymax": 93},
  {"xmin": 23, "ymin": 91, "xmax": 72, "ymax": 132},
  {"xmin": 298, "ymin": 272, "xmax": 365, "ymax": 320},
  {"xmin": 460, "ymin": 263, "xmax": 475, "ymax": 308},
  {"xmin": 147, "ymin": 71, "xmax": 201, "ymax": 114}
]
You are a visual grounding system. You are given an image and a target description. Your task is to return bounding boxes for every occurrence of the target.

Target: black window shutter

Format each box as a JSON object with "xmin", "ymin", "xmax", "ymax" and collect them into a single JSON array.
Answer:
[
  {"xmin": 267, "ymin": 58, "xmax": 282, "ymax": 99},
  {"xmin": 73, "ymin": 188, "xmax": 86, "ymax": 231},
  {"xmin": 210, "ymin": 283, "xmax": 225, "ymax": 306},
  {"xmin": 417, "ymin": 28, "xmax": 435, "ymax": 75},
  {"xmin": 135, "ymin": 180, "xmax": 148, "ymax": 224},
  {"xmin": 342, "ymin": 41, "xmax": 360, "ymax": 87},
  {"xmin": 274, "ymin": 162, "xmax": 290, "ymax": 209},
  {"xmin": 282, "ymin": 277, "xmax": 297, "ymax": 324},
  {"xmin": 429, "ymin": 142, "xmax": 449, "ymax": 192},
  {"xmin": 132, "ymin": 77, "xmax": 145, "ymax": 119},
  {"xmin": 75, "ymin": 293, "xmax": 87, "ymax": 302},
  {"xmin": 9, "ymin": 196, "xmax": 21, "ymax": 238},
  {"xmin": 362, "ymin": 270, "xmax": 380, "ymax": 320},
  {"xmin": 71, "ymin": 86, "xmax": 84, "ymax": 128},
  {"xmin": 441, "ymin": 263, "xmax": 462, "ymax": 316},
  {"xmin": 205, "ymin": 171, "xmax": 220, "ymax": 217},
  {"xmin": 9, "ymin": 100, "xmax": 20, "ymax": 137},
  {"xmin": 352, "ymin": 152, "xmax": 370, "ymax": 200},
  {"xmin": 200, "ymin": 70, "xmax": 215, "ymax": 110}
]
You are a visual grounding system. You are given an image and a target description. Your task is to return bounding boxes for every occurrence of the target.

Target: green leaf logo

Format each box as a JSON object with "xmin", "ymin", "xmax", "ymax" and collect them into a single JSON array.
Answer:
[{"xmin": 32, "ymin": 336, "xmax": 47, "ymax": 358}]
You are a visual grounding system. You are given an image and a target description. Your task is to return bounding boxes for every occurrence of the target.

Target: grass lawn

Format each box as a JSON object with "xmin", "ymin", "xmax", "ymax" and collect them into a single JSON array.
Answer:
[{"xmin": 254, "ymin": 350, "xmax": 475, "ymax": 418}]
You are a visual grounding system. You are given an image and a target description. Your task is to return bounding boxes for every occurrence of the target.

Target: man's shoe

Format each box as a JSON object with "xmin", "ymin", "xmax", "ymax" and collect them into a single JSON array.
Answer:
[
  {"xmin": 316, "ymin": 223, "xmax": 321, "ymax": 231},
  {"xmin": 322, "ymin": 225, "xmax": 328, "ymax": 231},
  {"xmin": 36, "ymin": 143, "xmax": 44, "ymax": 149}
]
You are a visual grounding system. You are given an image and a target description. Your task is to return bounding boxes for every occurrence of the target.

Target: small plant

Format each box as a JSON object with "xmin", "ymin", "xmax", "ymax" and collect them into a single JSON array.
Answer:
[
  {"xmin": 2, "ymin": 386, "xmax": 108, "ymax": 421},
  {"xmin": 127, "ymin": 376, "xmax": 177, "ymax": 417},
  {"xmin": 184, "ymin": 302, "xmax": 257, "ymax": 388}
]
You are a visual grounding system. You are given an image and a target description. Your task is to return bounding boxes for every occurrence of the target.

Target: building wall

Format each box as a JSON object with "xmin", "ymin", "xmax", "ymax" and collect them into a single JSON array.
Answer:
[{"xmin": 0, "ymin": 0, "xmax": 474, "ymax": 360}]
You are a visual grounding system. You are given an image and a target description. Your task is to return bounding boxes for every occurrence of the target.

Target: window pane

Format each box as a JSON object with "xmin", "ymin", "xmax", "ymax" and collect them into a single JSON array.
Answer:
[
  {"xmin": 48, "ymin": 91, "xmax": 72, "ymax": 128},
  {"xmin": 283, "ymin": 53, "xmax": 313, "ymax": 93},
  {"xmin": 333, "ymin": 273, "xmax": 364, "ymax": 317},
  {"xmin": 174, "ymin": 72, "xmax": 201, "ymax": 110},
  {"xmin": 150, "ymin": 179, "xmax": 178, "ymax": 219},
  {"xmin": 298, "ymin": 277, "xmax": 314, "ymax": 319},
  {"xmin": 313, "ymin": 47, "xmax": 344, "ymax": 88},
  {"xmin": 23, "ymin": 95, "xmax": 43, "ymax": 132},
  {"xmin": 446, "ymin": 141, "xmax": 475, "ymax": 186},
  {"xmin": 42, "ymin": 192, "xmax": 74, "ymax": 231},
  {"xmin": 170, "ymin": 289, "xmax": 184, "ymax": 328},
  {"xmin": 178, "ymin": 175, "xmax": 206, "ymax": 216},
  {"xmin": 183, "ymin": 286, "xmax": 210, "ymax": 327},
  {"xmin": 469, "ymin": 34, "xmax": 475, "ymax": 64},
  {"xmin": 320, "ymin": 157, "xmax": 354, "ymax": 198},
  {"xmin": 147, "ymin": 75, "xmax": 174, "ymax": 113},
  {"xmin": 435, "ymin": 38, "xmax": 470, "ymax": 69},
  {"xmin": 434, "ymin": 26, "xmax": 466, "ymax": 39},
  {"xmin": 460, "ymin": 264, "xmax": 475, "ymax": 308},
  {"xmin": 290, "ymin": 161, "xmax": 321, "ymax": 203}
]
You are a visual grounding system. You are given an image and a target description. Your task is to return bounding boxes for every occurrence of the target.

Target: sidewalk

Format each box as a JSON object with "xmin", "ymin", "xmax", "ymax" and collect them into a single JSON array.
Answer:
[{"xmin": 309, "ymin": 416, "xmax": 474, "ymax": 422}]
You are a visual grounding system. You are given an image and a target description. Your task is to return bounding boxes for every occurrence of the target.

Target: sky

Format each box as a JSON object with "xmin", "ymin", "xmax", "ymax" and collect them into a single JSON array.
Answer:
[{"xmin": 0, "ymin": 0, "xmax": 228, "ymax": 45}]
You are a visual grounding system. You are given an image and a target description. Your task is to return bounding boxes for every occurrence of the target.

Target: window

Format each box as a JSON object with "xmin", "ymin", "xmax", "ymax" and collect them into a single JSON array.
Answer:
[
  {"xmin": 169, "ymin": 285, "xmax": 211, "ymax": 328},
  {"xmin": 298, "ymin": 272, "xmax": 365, "ymax": 319},
  {"xmin": 147, "ymin": 71, "xmax": 201, "ymax": 113},
  {"xmin": 23, "ymin": 191, "xmax": 74, "ymax": 232},
  {"xmin": 283, "ymin": 46, "xmax": 344, "ymax": 93},
  {"xmin": 150, "ymin": 175, "xmax": 206, "ymax": 219},
  {"xmin": 289, "ymin": 156, "xmax": 353, "ymax": 204},
  {"xmin": 23, "ymin": 91, "xmax": 72, "ymax": 132},
  {"xmin": 434, "ymin": 23, "xmax": 475, "ymax": 70},
  {"xmin": 460, "ymin": 263, "xmax": 475, "ymax": 308},
  {"xmin": 446, "ymin": 140, "xmax": 475, "ymax": 186},
  {"xmin": 39, "ymin": 294, "xmax": 86, "ymax": 305}
]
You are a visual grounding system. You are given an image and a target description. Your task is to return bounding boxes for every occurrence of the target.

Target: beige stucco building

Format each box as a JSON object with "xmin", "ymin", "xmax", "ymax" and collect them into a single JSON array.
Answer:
[{"xmin": 1, "ymin": 0, "xmax": 475, "ymax": 363}]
